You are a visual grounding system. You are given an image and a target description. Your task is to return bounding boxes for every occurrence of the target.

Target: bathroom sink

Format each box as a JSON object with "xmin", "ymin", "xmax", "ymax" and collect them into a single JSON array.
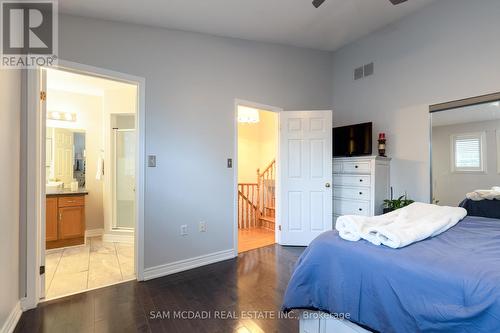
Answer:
[{"xmin": 46, "ymin": 181, "xmax": 63, "ymax": 188}]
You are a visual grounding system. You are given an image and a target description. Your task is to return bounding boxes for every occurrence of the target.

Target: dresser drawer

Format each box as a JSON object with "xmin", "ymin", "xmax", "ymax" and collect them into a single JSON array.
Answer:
[
  {"xmin": 334, "ymin": 187, "xmax": 370, "ymax": 201},
  {"xmin": 334, "ymin": 174, "xmax": 371, "ymax": 187},
  {"xmin": 333, "ymin": 162, "xmax": 342, "ymax": 173},
  {"xmin": 58, "ymin": 195, "xmax": 85, "ymax": 207},
  {"xmin": 342, "ymin": 161, "xmax": 371, "ymax": 174},
  {"xmin": 334, "ymin": 199, "xmax": 370, "ymax": 216}
]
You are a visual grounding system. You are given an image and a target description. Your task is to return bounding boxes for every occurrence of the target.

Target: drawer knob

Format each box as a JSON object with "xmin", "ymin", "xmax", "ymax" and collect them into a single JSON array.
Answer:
[
  {"xmin": 359, "ymin": 179, "xmax": 363, "ymax": 182},
  {"xmin": 358, "ymin": 208, "xmax": 363, "ymax": 211},
  {"xmin": 359, "ymin": 192, "xmax": 363, "ymax": 195},
  {"xmin": 355, "ymin": 165, "xmax": 359, "ymax": 169}
]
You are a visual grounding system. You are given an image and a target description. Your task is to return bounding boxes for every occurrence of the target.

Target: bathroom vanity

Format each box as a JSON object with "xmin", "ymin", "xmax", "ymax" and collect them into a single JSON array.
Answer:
[{"xmin": 46, "ymin": 188, "xmax": 88, "ymax": 249}]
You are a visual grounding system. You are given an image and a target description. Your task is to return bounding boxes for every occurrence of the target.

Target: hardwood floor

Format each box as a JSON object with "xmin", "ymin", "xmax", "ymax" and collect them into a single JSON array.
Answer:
[
  {"xmin": 15, "ymin": 244, "xmax": 305, "ymax": 333},
  {"xmin": 238, "ymin": 228, "xmax": 275, "ymax": 253}
]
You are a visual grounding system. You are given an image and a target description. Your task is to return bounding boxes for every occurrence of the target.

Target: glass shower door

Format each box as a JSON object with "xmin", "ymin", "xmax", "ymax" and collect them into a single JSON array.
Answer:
[{"xmin": 113, "ymin": 129, "xmax": 136, "ymax": 230}]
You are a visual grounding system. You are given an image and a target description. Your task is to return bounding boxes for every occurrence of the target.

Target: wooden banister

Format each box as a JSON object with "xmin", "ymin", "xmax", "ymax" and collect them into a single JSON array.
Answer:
[
  {"xmin": 238, "ymin": 183, "xmax": 259, "ymax": 229},
  {"xmin": 238, "ymin": 159, "xmax": 276, "ymax": 230}
]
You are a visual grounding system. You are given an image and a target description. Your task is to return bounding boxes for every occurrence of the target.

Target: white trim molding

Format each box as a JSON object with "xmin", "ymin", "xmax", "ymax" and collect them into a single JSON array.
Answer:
[
  {"xmin": 1, "ymin": 301, "xmax": 22, "ymax": 333},
  {"xmin": 103, "ymin": 232, "xmax": 134, "ymax": 244},
  {"xmin": 24, "ymin": 59, "xmax": 146, "ymax": 310},
  {"xmin": 84, "ymin": 228, "xmax": 104, "ymax": 238},
  {"xmin": 143, "ymin": 249, "xmax": 234, "ymax": 281},
  {"xmin": 233, "ymin": 99, "xmax": 283, "ymax": 256}
]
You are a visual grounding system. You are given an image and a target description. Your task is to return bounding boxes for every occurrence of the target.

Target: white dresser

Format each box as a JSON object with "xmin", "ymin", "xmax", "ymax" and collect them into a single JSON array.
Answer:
[{"xmin": 333, "ymin": 156, "xmax": 391, "ymax": 226}]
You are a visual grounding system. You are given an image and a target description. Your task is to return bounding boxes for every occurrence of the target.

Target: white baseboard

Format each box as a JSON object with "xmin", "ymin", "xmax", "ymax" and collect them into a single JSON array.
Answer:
[
  {"xmin": 103, "ymin": 232, "xmax": 134, "ymax": 244},
  {"xmin": 143, "ymin": 249, "xmax": 235, "ymax": 281},
  {"xmin": 1, "ymin": 301, "xmax": 22, "ymax": 333},
  {"xmin": 85, "ymin": 228, "xmax": 104, "ymax": 238}
]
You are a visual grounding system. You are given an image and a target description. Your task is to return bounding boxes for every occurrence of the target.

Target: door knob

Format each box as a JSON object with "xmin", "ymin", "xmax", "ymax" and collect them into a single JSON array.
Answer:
[{"xmin": 325, "ymin": 183, "xmax": 331, "ymax": 188}]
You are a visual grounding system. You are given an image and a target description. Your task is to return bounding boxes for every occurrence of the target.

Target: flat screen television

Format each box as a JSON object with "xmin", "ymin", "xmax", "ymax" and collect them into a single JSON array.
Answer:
[{"xmin": 333, "ymin": 122, "xmax": 372, "ymax": 157}]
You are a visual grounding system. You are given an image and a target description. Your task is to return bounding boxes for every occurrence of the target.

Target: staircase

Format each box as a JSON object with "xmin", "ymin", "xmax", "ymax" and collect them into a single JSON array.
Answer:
[{"xmin": 238, "ymin": 159, "xmax": 276, "ymax": 231}]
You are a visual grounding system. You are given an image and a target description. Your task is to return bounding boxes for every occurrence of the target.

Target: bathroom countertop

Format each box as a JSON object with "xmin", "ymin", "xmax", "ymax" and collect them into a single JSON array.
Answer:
[{"xmin": 46, "ymin": 187, "xmax": 89, "ymax": 197}]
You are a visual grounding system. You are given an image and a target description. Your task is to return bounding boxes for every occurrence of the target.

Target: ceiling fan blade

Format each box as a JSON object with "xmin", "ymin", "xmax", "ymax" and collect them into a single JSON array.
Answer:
[
  {"xmin": 312, "ymin": 0, "xmax": 326, "ymax": 8},
  {"xmin": 389, "ymin": 0, "xmax": 408, "ymax": 4}
]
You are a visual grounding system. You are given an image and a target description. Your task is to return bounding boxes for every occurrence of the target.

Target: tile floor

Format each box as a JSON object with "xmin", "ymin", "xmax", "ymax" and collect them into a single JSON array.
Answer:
[{"xmin": 45, "ymin": 236, "xmax": 135, "ymax": 300}]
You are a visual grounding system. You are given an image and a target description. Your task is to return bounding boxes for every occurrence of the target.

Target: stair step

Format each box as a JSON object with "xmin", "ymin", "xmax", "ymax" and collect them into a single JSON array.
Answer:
[
  {"xmin": 260, "ymin": 215, "xmax": 275, "ymax": 231},
  {"xmin": 260, "ymin": 216, "xmax": 275, "ymax": 223},
  {"xmin": 265, "ymin": 205, "xmax": 275, "ymax": 210}
]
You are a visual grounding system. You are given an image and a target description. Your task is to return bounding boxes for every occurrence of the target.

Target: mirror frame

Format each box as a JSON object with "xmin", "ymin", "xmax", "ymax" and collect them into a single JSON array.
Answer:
[{"xmin": 429, "ymin": 92, "xmax": 500, "ymax": 203}]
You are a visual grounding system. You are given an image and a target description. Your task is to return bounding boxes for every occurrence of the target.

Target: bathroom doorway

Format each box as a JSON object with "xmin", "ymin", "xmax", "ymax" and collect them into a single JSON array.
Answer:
[{"xmin": 39, "ymin": 66, "xmax": 140, "ymax": 300}]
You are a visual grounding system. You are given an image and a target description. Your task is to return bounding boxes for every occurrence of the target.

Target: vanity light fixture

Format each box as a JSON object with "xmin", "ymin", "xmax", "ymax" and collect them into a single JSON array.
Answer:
[
  {"xmin": 51, "ymin": 111, "xmax": 61, "ymax": 120},
  {"xmin": 48, "ymin": 111, "xmax": 77, "ymax": 122},
  {"xmin": 237, "ymin": 105, "xmax": 260, "ymax": 123}
]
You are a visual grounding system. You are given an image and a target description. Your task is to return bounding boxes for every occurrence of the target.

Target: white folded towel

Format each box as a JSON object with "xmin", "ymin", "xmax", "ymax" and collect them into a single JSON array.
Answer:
[
  {"xmin": 336, "ymin": 209, "xmax": 401, "ymax": 245},
  {"xmin": 365, "ymin": 203, "xmax": 466, "ymax": 249},
  {"xmin": 466, "ymin": 187, "xmax": 500, "ymax": 201},
  {"xmin": 96, "ymin": 156, "xmax": 104, "ymax": 180}
]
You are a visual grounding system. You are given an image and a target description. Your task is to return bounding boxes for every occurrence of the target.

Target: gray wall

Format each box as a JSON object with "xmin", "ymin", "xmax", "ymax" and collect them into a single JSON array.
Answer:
[
  {"xmin": 0, "ymin": 70, "xmax": 21, "ymax": 326},
  {"xmin": 331, "ymin": 0, "xmax": 500, "ymax": 202},
  {"xmin": 58, "ymin": 15, "xmax": 333, "ymax": 269},
  {"xmin": 432, "ymin": 120, "xmax": 500, "ymax": 206}
]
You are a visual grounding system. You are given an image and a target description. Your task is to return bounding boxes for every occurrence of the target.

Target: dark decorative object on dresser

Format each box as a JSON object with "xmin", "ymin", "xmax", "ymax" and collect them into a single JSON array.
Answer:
[{"xmin": 378, "ymin": 132, "xmax": 386, "ymax": 157}]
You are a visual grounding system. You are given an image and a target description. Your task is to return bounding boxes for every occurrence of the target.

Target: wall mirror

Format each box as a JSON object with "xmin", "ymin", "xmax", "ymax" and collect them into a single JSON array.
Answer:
[
  {"xmin": 430, "ymin": 94, "xmax": 500, "ymax": 216},
  {"xmin": 46, "ymin": 127, "xmax": 86, "ymax": 188}
]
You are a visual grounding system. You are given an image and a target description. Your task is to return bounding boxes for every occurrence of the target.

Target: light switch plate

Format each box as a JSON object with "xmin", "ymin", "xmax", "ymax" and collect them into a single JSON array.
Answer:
[{"xmin": 148, "ymin": 155, "xmax": 156, "ymax": 167}]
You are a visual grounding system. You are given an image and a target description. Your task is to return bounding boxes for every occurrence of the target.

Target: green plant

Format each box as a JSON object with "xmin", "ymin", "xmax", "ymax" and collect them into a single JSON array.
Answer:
[{"xmin": 383, "ymin": 193, "xmax": 414, "ymax": 210}]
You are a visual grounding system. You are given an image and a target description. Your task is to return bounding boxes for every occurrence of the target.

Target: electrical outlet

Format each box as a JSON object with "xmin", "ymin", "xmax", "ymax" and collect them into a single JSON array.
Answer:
[
  {"xmin": 199, "ymin": 221, "xmax": 207, "ymax": 232},
  {"xmin": 180, "ymin": 224, "xmax": 188, "ymax": 236}
]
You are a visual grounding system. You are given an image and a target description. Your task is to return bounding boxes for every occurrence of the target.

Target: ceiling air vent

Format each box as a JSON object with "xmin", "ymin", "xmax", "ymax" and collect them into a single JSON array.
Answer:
[
  {"xmin": 354, "ymin": 62, "xmax": 374, "ymax": 80},
  {"xmin": 364, "ymin": 63, "xmax": 374, "ymax": 77},
  {"xmin": 354, "ymin": 66, "xmax": 364, "ymax": 80}
]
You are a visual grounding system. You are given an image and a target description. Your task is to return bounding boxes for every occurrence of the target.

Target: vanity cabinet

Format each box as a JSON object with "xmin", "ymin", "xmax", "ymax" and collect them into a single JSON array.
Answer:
[
  {"xmin": 46, "ymin": 194, "xmax": 86, "ymax": 249},
  {"xmin": 46, "ymin": 197, "xmax": 58, "ymax": 242}
]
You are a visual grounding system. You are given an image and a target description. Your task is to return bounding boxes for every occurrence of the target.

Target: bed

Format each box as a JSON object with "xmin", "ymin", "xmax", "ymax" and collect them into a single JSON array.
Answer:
[
  {"xmin": 282, "ymin": 216, "xmax": 500, "ymax": 333},
  {"xmin": 459, "ymin": 198, "xmax": 500, "ymax": 219}
]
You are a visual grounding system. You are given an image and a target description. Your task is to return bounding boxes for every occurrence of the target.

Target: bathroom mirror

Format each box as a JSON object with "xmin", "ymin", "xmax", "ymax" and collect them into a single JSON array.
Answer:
[
  {"xmin": 46, "ymin": 127, "xmax": 86, "ymax": 188},
  {"xmin": 430, "ymin": 94, "xmax": 500, "ymax": 208}
]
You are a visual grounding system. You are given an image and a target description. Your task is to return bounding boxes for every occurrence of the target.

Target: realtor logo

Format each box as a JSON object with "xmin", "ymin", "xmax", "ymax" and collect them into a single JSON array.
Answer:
[{"xmin": 1, "ymin": 0, "xmax": 58, "ymax": 68}]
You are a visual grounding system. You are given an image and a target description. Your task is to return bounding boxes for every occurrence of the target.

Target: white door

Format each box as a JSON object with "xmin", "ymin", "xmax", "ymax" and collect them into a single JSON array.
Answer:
[{"xmin": 279, "ymin": 111, "xmax": 332, "ymax": 246}]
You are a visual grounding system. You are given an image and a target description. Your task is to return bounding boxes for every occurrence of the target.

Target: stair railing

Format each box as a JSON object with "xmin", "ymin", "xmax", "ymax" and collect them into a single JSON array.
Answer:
[
  {"xmin": 238, "ymin": 159, "xmax": 275, "ymax": 230},
  {"xmin": 257, "ymin": 159, "xmax": 276, "ymax": 215},
  {"xmin": 238, "ymin": 183, "xmax": 259, "ymax": 229}
]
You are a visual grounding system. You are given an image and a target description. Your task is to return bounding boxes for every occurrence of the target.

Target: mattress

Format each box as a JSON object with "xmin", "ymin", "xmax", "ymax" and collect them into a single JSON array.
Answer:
[{"xmin": 459, "ymin": 198, "xmax": 500, "ymax": 219}]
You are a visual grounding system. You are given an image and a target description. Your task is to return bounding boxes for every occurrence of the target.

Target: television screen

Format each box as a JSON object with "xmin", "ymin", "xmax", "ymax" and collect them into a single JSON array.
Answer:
[{"xmin": 333, "ymin": 122, "xmax": 372, "ymax": 157}]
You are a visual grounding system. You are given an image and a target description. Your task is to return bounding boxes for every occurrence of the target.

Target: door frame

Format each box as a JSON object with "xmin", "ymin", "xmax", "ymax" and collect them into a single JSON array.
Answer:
[
  {"xmin": 23, "ymin": 59, "xmax": 146, "ymax": 310},
  {"xmin": 233, "ymin": 99, "xmax": 283, "ymax": 256}
]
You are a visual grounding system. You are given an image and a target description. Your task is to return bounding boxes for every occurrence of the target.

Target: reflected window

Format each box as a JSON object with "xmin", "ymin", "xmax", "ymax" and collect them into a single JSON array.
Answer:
[{"xmin": 451, "ymin": 132, "xmax": 485, "ymax": 172}]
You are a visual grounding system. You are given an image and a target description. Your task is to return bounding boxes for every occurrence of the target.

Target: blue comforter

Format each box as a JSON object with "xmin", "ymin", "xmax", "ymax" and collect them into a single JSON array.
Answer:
[{"xmin": 282, "ymin": 216, "xmax": 500, "ymax": 332}]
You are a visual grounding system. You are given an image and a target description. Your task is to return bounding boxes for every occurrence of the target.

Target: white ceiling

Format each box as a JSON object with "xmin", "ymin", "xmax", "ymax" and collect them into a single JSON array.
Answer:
[
  {"xmin": 59, "ymin": 0, "xmax": 435, "ymax": 51},
  {"xmin": 46, "ymin": 68, "xmax": 136, "ymax": 96},
  {"xmin": 432, "ymin": 102, "xmax": 500, "ymax": 127}
]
